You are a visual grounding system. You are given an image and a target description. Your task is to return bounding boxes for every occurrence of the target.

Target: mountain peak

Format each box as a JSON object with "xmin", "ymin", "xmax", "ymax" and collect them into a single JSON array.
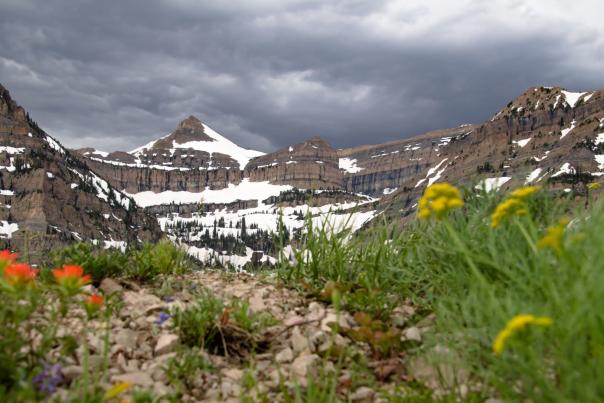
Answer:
[
  {"xmin": 177, "ymin": 115, "xmax": 203, "ymax": 130},
  {"xmin": 171, "ymin": 115, "xmax": 214, "ymax": 143}
]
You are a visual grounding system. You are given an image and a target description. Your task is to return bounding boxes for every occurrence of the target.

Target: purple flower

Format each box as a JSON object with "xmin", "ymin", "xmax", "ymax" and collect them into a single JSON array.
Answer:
[
  {"xmin": 156, "ymin": 311, "xmax": 171, "ymax": 325},
  {"xmin": 33, "ymin": 362, "xmax": 62, "ymax": 395}
]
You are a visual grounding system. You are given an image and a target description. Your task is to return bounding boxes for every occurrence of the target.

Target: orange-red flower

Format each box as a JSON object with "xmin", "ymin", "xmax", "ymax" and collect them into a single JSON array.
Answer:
[
  {"xmin": 4, "ymin": 263, "xmax": 38, "ymax": 287},
  {"xmin": 84, "ymin": 293, "xmax": 104, "ymax": 316},
  {"xmin": 86, "ymin": 294, "xmax": 104, "ymax": 307},
  {"xmin": 52, "ymin": 265, "xmax": 91, "ymax": 293},
  {"xmin": 0, "ymin": 250, "xmax": 18, "ymax": 263}
]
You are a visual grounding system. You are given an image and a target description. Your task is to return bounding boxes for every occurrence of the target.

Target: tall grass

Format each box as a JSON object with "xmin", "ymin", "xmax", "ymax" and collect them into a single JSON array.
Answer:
[{"xmin": 279, "ymin": 187, "xmax": 604, "ymax": 401}]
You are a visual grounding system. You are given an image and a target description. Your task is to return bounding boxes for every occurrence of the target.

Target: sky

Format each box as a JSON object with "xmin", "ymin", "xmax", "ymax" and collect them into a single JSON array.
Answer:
[{"xmin": 1, "ymin": 0, "xmax": 603, "ymax": 153}]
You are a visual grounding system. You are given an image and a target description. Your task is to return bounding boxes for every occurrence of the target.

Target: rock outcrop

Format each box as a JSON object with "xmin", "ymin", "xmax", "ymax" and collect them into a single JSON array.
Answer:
[
  {"xmin": 245, "ymin": 136, "xmax": 343, "ymax": 190},
  {"xmin": 0, "ymin": 84, "xmax": 161, "ymax": 261}
]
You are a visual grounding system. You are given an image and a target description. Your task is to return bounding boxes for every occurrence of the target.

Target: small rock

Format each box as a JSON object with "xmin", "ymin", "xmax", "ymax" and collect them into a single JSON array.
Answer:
[
  {"xmin": 154, "ymin": 333, "xmax": 179, "ymax": 355},
  {"xmin": 290, "ymin": 354, "xmax": 319, "ymax": 379},
  {"xmin": 276, "ymin": 347, "xmax": 294, "ymax": 363},
  {"xmin": 99, "ymin": 278, "xmax": 123, "ymax": 294},
  {"xmin": 222, "ymin": 368, "xmax": 243, "ymax": 382},
  {"xmin": 114, "ymin": 329, "xmax": 139, "ymax": 350},
  {"xmin": 403, "ymin": 327, "xmax": 422, "ymax": 342},
  {"xmin": 112, "ymin": 371, "xmax": 154, "ymax": 387},
  {"xmin": 350, "ymin": 386, "xmax": 375, "ymax": 401},
  {"xmin": 290, "ymin": 327, "xmax": 309, "ymax": 353},
  {"xmin": 284, "ymin": 315, "xmax": 304, "ymax": 327},
  {"xmin": 61, "ymin": 365, "xmax": 82, "ymax": 381},
  {"xmin": 320, "ymin": 312, "xmax": 350, "ymax": 332},
  {"xmin": 249, "ymin": 291, "xmax": 266, "ymax": 313}
]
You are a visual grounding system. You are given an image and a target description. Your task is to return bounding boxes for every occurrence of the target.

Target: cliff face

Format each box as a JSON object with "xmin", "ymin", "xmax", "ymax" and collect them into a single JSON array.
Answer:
[
  {"xmin": 75, "ymin": 86, "xmax": 604, "ymax": 208},
  {"xmin": 0, "ymin": 84, "xmax": 161, "ymax": 261},
  {"xmin": 378, "ymin": 87, "xmax": 604, "ymax": 217},
  {"xmin": 245, "ymin": 136, "xmax": 343, "ymax": 190},
  {"xmin": 338, "ymin": 126, "xmax": 477, "ymax": 196},
  {"xmin": 77, "ymin": 115, "xmax": 262, "ymax": 193}
]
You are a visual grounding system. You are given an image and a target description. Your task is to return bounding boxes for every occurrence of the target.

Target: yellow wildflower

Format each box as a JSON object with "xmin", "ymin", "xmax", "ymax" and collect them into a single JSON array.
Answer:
[
  {"xmin": 493, "ymin": 314, "xmax": 553, "ymax": 354},
  {"xmin": 587, "ymin": 182, "xmax": 601, "ymax": 190},
  {"xmin": 510, "ymin": 186, "xmax": 540, "ymax": 199},
  {"xmin": 103, "ymin": 382, "xmax": 131, "ymax": 400},
  {"xmin": 537, "ymin": 218, "xmax": 570, "ymax": 254},
  {"xmin": 491, "ymin": 197, "xmax": 529, "ymax": 227},
  {"xmin": 418, "ymin": 183, "xmax": 464, "ymax": 220}
]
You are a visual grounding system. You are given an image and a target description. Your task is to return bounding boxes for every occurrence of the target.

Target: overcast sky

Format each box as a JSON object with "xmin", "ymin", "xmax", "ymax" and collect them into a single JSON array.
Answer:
[{"xmin": 1, "ymin": 0, "xmax": 603, "ymax": 152}]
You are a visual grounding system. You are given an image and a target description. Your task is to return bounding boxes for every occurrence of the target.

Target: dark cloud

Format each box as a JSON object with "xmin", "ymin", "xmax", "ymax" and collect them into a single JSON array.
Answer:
[{"xmin": 1, "ymin": 0, "xmax": 603, "ymax": 152}]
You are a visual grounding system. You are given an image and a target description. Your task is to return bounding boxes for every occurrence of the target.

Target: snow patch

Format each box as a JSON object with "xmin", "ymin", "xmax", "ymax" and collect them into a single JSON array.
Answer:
[
  {"xmin": 44, "ymin": 136, "xmax": 66, "ymax": 155},
  {"xmin": 526, "ymin": 168, "xmax": 543, "ymax": 184},
  {"xmin": 415, "ymin": 158, "xmax": 448, "ymax": 188},
  {"xmin": 339, "ymin": 158, "xmax": 364, "ymax": 173},
  {"xmin": 126, "ymin": 179, "xmax": 292, "ymax": 208},
  {"xmin": 552, "ymin": 163, "xmax": 575, "ymax": 177},
  {"xmin": 561, "ymin": 90, "xmax": 587, "ymax": 108},
  {"xmin": 0, "ymin": 146, "xmax": 25, "ymax": 154},
  {"xmin": 513, "ymin": 138, "xmax": 531, "ymax": 148},
  {"xmin": 560, "ymin": 120, "xmax": 576, "ymax": 139},
  {"xmin": 475, "ymin": 177, "xmax": 511, "ymax": 192}
]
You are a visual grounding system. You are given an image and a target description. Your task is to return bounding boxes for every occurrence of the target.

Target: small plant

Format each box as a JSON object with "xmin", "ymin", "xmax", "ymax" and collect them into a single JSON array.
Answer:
[
  {"xmin": 129, "ymin": 240, "xmax": 192, "ymax": 282},
  {"xmin": 164, "ymin": 347, "xmax": 213, "ymax": 395},
  {"xmin": 174, "ymin": 290, "xmax": 273, "ymax": 357},
  {"xmin": 344, "ymin": 312, "xmax": 401, "ymax": 359}
]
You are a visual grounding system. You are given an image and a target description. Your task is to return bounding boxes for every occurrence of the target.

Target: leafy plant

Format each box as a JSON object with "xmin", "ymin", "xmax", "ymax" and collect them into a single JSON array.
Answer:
[
  {"xmin": 129, "ymin": 240, "xmax": 192, "ymax": 282},
  {"xmin": 50, "ymin": 243, "xmax": 128, "ymax": 285}
]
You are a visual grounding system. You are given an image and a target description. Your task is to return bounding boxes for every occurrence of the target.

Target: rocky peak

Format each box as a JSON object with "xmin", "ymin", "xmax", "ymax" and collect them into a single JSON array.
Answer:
[
  {"xmin": 491, "ymin": 86, "xmax": 602, "ymax": 122},
  {"xmin": 159, "ymin": 115, "xmax": 215, "ymax": 146}
]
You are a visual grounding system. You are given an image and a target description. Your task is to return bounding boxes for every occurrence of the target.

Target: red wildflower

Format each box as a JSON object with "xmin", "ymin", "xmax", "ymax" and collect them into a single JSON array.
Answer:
[
  {"xmin": 86, "ymin": 294, "xmax": 104, "ymax": 307},
  {"xmin": 4, "ymin": 263, "xmax": 38, "ymax": 287},
  {"xmin": 52, "ymin": 265, "xmax": 91, "ymax": 294},
  {"xmin": 0, "ymin": 250, "xmax": 18, "ymax": 263}
]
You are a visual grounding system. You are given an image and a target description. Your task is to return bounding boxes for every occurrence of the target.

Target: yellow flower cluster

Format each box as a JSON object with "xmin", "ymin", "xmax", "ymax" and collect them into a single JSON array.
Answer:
[
  {"xmin": 537, "ymin": 218, "xmax": 570, "ymax": 254},
  {"xmin": 491, "ymin": 186, "xmax": 540, "ymax": 227},
  {"xmin": 587, "ymin": 182, "xmax": 601, "ymax": 190},
  {"xmin": 493, "ymin": 314, "xmax": 553, "ymax": 354},
  {"xmin": 418, "ymin": 183, "xmax": 464, "ymax": 220}
]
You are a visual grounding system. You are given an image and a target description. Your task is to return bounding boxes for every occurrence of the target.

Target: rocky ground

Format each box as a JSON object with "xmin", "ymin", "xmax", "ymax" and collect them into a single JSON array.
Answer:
[{"xmin": 48, "ymin": 270, "xmax": 466, "ymax": 402}]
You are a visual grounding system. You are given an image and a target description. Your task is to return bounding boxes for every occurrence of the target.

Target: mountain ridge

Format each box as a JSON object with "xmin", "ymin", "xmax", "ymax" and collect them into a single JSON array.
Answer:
[{"xmin": 3, "ymin": 81, "xmax": 604, "ymax": 264}]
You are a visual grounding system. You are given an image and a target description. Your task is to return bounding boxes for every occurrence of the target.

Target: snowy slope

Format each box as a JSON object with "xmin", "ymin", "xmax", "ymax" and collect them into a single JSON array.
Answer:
[{"xmin": 129, "ymin": 122, "xmax": 264, "ymax": 169}]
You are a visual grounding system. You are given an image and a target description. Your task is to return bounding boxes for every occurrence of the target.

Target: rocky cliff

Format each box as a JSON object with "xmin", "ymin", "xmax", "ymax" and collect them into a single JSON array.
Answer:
[
  {"xmin": 378, "ymin": 87, "xmax": 604, "ymax": 217},
  {"xmin": 0, "ymin": 84, "xmax": 161, "ymax": 261},
  {"xmin": 245, "ymin": 136, "xmax": 343, "ymax": 190}
]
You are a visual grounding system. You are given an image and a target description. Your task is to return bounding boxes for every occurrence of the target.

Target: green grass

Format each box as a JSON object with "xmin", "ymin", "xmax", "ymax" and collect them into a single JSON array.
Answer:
[{"xmin": 279, "ymin": 186, "xmax": 604, "ymax": 402}]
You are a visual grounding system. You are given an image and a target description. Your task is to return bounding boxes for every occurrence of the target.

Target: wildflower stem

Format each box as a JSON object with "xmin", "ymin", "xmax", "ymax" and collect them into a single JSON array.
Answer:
[{"xmin": 514, "ymin": 219, "xmax": 537, "ymax": 253}]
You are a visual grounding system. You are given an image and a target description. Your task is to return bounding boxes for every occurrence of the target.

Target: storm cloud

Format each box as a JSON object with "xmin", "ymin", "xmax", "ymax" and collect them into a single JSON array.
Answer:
[{"xmin": 1, "ymin": 0, "xmax": 603, "ymax": 152}]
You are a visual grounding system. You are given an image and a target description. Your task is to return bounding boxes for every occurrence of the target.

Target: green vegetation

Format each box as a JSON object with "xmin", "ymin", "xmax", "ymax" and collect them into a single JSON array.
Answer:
[
  {"xmin": 174, "ymin": 290, "xmax": 276, "ymax": 357},
  {"xmin": 279, "ymin": 184, "xmax": 604, "ymax": 401},
  {"xmin": 51, "ymin": 239, "xmax": 194, "ymax": 284}
]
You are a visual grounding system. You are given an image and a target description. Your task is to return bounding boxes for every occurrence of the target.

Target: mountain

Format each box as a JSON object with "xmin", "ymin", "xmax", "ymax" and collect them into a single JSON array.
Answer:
[
  {"xmin": 73, "ymin": 85, "xmax": 604, "ymax": 268},
  {"xmin": 0, "ymin": 84, "xmax": 160, "ymax": 261},
  {"xmin": 377, "ymin": 86, "xmax": 604, "ymax": 218},
  {"xmin": 4, "ymin": 81, "xmax": 602, "ymax": 266}
]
